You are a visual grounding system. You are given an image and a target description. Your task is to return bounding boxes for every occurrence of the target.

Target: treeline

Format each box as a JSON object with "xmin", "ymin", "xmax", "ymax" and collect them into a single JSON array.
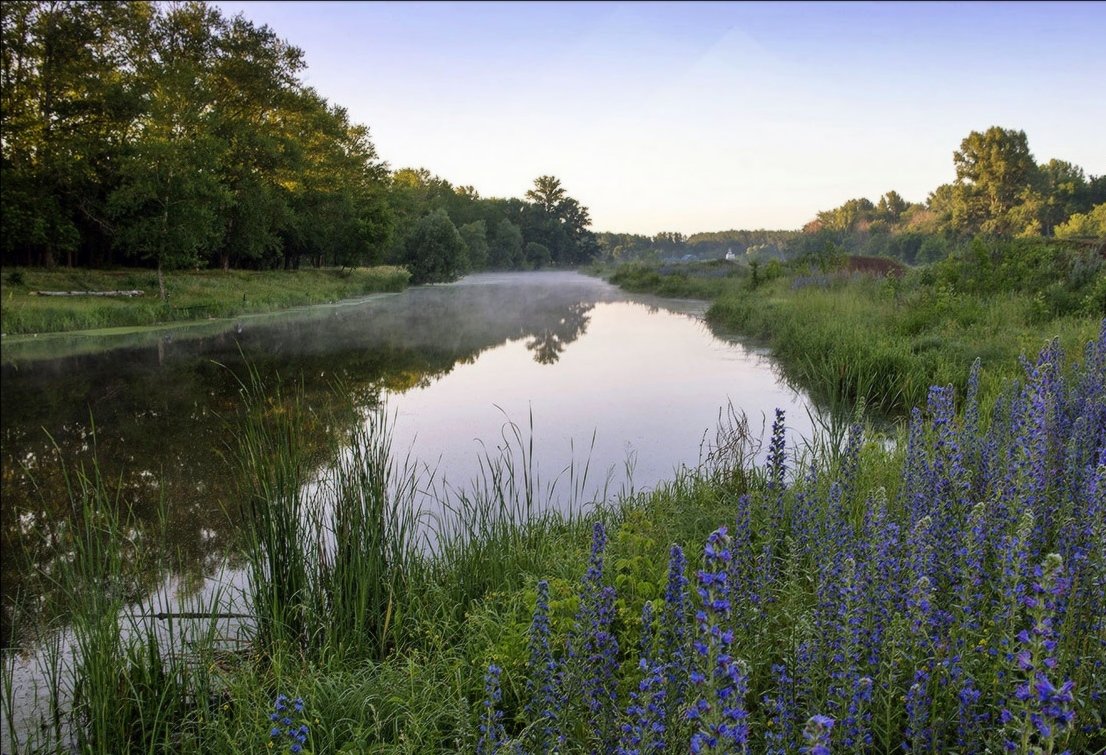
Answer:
[
  {"xmin": 795, "ymin": 126, "xmax": 1106, "ymax": 264},
  {"xmin": 597, "ymin": 229, "xmax": 798, "ymax": 262},
  {"xmin": 388, "ymin": 170, "xmax": 597, "ymax": 283},
  {"xmin": 0, "ymin": 1, "xmax": 598, "ymax": 285},
  {"xmin": 599, "ymin": 127, "xmax": 1105, "ymax": 267}
]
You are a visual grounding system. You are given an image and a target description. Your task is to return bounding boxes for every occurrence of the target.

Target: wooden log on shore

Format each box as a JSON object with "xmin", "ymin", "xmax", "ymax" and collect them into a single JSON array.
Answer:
[{"xmin": 32, "ymin": 289, "xmax": 145, "ymax": 297}]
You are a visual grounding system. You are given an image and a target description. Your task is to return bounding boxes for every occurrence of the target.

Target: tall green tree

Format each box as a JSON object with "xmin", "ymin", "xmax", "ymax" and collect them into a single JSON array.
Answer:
[
  {"xmin": 524, "ymin": 241, "xmax": 551, "ymax": 269},
  {"xmin": 1, "ymin": 1, "xmax": 151, "ymax": 267},
  {"xmin": 385, "ymin": 167, "xmax": 457, "ymax": 262},
  {"xmin": 950, "ymin": 126, "xmax": 1039, "ymax": 235},
  {"xmin": 1033, "ymin": 159, "xmax": 1091, "ymax": 237},
  {"xmin": 877, "ymin": 191, "xmax": 908, "ymax": 222},
  {"xmin": 280, "ymin": 90, "xmax": 392, "ymax": 269},
  {"xmin": 525, "ymin": 175, "xmax": 567, "ymax": 214},
  {"xmin": 1053, "ymin": 203, "xmax": 1106, "ymax": 240},
  {"xmin": 489, "ymin": 218, "xmax": 524, "ymax": 269},
  {"xmin": 108, "ymin": 2, "xmax": 228, "ymax": 298},
  {"xmin": 403, "ymin": 208, "xmax": 465, "ymax": 283},
  {"xmin": 816, "ymin": 197, "xmax": 875, "ymax": 232},
  {"xmin": 521, "ymin": 175, "xmax": 597, "ymax": 266},
  {"xmin": 207, "ymin": 13, "xmax": 304, "ymax": 270},
  {"xmin": 458, "ymin": 220, "xmax": 488, "ymax": 270}
]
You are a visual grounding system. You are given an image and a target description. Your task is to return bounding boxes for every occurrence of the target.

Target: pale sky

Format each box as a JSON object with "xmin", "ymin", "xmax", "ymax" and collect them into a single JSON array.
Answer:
[{"xmin": 214, "ymin": 1, "xmax": 1106, "ymax": 236}]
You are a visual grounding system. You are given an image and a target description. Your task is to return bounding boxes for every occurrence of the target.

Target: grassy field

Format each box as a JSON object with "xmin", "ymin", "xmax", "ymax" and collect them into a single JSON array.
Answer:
[
  {"xmin": 707, "ymin": 274, "xmax": 1100, "ymax": 415},
  {"xmin": 0, "ymin": 266, "xmax": 410, "ymax": 336}
]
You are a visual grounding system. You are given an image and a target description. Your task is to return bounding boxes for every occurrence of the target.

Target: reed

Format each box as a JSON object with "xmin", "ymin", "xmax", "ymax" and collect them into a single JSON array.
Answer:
[{"xmin": 6, "ymin": 321, "xmax": 1103, "ymax": 753}]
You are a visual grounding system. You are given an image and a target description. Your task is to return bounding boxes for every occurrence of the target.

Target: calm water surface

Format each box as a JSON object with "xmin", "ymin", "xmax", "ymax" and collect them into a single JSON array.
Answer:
[
  {"xmin": 1, "ymin": 272, "xmax": 814, "ymax": 632},
  {"xmin": 1, "ymin": 272, "xmax": 815, "ymax": 635},
  {"xmin": 1, "ymin": 272, "xmax": 814, "ymax": 742}
]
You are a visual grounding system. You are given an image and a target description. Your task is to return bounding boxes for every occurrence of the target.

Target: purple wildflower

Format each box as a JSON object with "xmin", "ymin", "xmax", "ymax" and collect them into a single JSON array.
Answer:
[
  {"xmin": 268, "ymin": 694, "xmax": 309, "ymax": 754},
  {"xmin": 477, "ymin": 664, "xmax": 507, "ymax": 755},
  {"xmin": 802, "ymin": 714, "xmax": 834, "ymax": 755},
  {"xmin": 526, "ymin": 580, "xmax": 558, "ymax": 752}
]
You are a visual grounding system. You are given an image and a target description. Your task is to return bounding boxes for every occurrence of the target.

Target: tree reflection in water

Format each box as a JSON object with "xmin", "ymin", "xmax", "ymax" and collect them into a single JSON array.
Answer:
[
  {"xmin": 0, "ymin": 273, "xmax": 616, "ymax": 646},
  {"xmin": 525, "ymin": 302, "xmax": 593, "ymax": 365}
]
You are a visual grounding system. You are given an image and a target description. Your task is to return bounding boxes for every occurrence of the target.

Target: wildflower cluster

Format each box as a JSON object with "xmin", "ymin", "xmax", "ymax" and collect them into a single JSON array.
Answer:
[
  {"xmin": 268, "ymin": 694, "xmax": 308, "ymax": 754},
  {"xmin": 466, "ymin": 323, "xmax": 1106, "ymax": 753}
]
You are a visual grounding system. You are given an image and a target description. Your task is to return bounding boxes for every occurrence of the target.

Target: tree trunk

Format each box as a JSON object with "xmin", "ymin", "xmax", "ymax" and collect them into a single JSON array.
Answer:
[{"xmin": 159, "ymin": 162, "xmax": 172, "ymax": 302}]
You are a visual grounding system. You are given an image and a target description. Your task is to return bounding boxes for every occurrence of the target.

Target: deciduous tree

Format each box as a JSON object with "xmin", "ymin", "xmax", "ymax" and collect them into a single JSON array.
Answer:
[{"xmin": 403, "ymin": 208, "xmax": 465, "ymax": 283}]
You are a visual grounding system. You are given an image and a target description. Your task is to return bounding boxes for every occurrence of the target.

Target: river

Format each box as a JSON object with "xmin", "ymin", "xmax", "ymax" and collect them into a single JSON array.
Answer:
[{"xmin": 1, "ymin": 271, "xmax": 815, "ymax": 747}]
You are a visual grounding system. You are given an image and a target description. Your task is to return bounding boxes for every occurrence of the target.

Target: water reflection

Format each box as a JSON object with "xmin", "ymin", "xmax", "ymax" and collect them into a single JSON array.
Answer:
[
  {"xmin": 0, "ymin": 273, "xmax": 607, "ymax": 644},
  {"xmin": 0, "ymin": 272, "xmax": 811, "ymax": 649},
  {"xmin": 525, "ymin": 301, "xmax": 593, "ymax": 365}
]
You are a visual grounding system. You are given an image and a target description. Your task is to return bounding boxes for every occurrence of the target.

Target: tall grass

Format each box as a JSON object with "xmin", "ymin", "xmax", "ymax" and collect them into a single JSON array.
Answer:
[
  {"xmin": 321, "ymin": 411, "xmax": 422, "ymax": 662},
  {"xmin": 705, "ymin": 273, "xmax": 1100, "ymax": 415},
  {"xmin": 236, "ymin": 366, "xmax": 427, "ymax": 664},
  {"xmin": 7, "ymin": 322, "xmax": 1103, "ymax": 753},
  {"xmin": 423, "ymin": 412, "xmax": 605, "ymax": 628},
  {"xmin": 598, "ymin": 245, "xmax": 1102, "ymax": 418},
  {"xmin": 1, "ymin": 447, "xmax": 232, "ymax": 753}
]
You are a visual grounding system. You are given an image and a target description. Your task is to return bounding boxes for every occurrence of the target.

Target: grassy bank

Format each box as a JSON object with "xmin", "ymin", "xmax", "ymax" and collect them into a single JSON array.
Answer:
[
  {"xmin": 601, "ymin": 239, "xmax": 1104, "ymax": 416},
  {"xmin": 4, "ymin": 321, "xmax": 1104, "ymax": 753},
  {"xmin": 708, "ymin": 275, "xmax": 1099, "ymax": 415},
  {"xmin": 0, "ymin": 266, "xmax": 410, "ymax": 336}
]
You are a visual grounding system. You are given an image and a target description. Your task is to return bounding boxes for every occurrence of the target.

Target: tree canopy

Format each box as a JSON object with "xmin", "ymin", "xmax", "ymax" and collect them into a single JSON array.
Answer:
[
  {"xmin": 4, "ymin": 6, "xmax": 1098, "ymax": 280},
  {"xmin": 1, "ymin": 2, "xmax": 604, "ymax": 279},
  {"xmin": 782, "ymin": 126, "xmax": 1105, "ymax": 265}
]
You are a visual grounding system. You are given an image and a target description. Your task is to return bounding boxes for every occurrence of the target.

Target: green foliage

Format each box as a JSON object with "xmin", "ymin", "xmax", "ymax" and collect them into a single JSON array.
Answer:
[
  {"xmin": 488, "ymin": 218, "xmax": 524, "ymax": 269},
  {"xmin": 1053, "ymin": 202, "xmax": 1106, "ymax": 239},
  {"xmin": 917, "ymin": 234, "xmax": 949, "ymax": 264},
  {"xmin": 519, "ymin": 176, "xmax": 598, "ymax": 266},
  {"xmin": 523, "ymin": 241, "xmax": 551, "ymax": 270},
  {"xmin": 950, "ymin": 126, "xmax": 1039, "ymax": 236},
  {"xmin": 384, "ymin": 171, "xmax": 597, "ymax": 273},
  {"xmin": 605, "ymin": 239, "xmax": 1100, "ymax": 415},
  {"xmin": 0, "ymin": 1, "xmax": 392, "ymax": 272},
  {"xmin": 782, "ymin": 127, "xmax": 1103, "ymax": 265},
  {"xmin": 815, "ymin": 197, "xmax": 875, "ymax": 232},
  {"xmin": 930, "ymin": 237, "xmax": 1104, "ymax": 308},
  {"xmin": 403, "ymin": 209, "xmax": 466, "ymax": 284},
  {"xmin": 605, "ymin": 259, "xmax": 747, "ymax": 299},
  {"xmin": 597, "ymin": 229, "xmax": 798, "ymax": 263},
  {"xmin": 458, "ymin": 220, "xmax": 489, "ymax": 270}
]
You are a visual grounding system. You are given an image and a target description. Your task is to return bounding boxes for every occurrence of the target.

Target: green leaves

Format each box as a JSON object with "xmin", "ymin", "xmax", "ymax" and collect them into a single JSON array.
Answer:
[
  {"xmin": 1, "ymin": 1, "xmax": 392, "ymax": 272},
  {"xmin": 403, "ymin": 208, "xmax": 466, "ymax": 284}
]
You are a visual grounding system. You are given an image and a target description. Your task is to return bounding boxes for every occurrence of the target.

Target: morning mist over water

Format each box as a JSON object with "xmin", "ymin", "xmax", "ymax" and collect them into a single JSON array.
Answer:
[{"xmin": 1, "ymin": 272, "xmax": 813, "ymax": 645}]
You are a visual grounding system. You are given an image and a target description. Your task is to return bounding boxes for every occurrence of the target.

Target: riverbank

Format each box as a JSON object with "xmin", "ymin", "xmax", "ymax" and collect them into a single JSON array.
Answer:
[
  {"xmin": 0, "ymin": 266, "xmax": 410, "ymax": 336},
  {"xmin": 3, "ymin": 261, "xmax": 1103, "ymax": 753},
  {"xmin": 5, "ymin": 321, "xmax": 1103, "ymax": 753},
  {"xmin": 598, "ymin": 240, "xmax": 1104, "ymax": 415}
]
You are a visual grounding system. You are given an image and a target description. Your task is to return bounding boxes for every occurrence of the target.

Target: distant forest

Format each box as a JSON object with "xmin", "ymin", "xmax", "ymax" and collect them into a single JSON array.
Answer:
[
  {"xmin": 600, "ymin": 126, "xmax": 1106, "ymax": 264},
  {"xmin": 0, "ymin": 2, "xmax": 596, "ymax": 282},
  {"xmin": 3, "ymin": 3, "xmax": 1104, "ymax": 283}
]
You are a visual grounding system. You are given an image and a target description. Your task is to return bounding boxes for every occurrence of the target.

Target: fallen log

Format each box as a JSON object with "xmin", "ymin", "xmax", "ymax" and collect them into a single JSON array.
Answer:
[{"xmin": 32, "ymin": 289, "xmax": 145, "ymax": 297}]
